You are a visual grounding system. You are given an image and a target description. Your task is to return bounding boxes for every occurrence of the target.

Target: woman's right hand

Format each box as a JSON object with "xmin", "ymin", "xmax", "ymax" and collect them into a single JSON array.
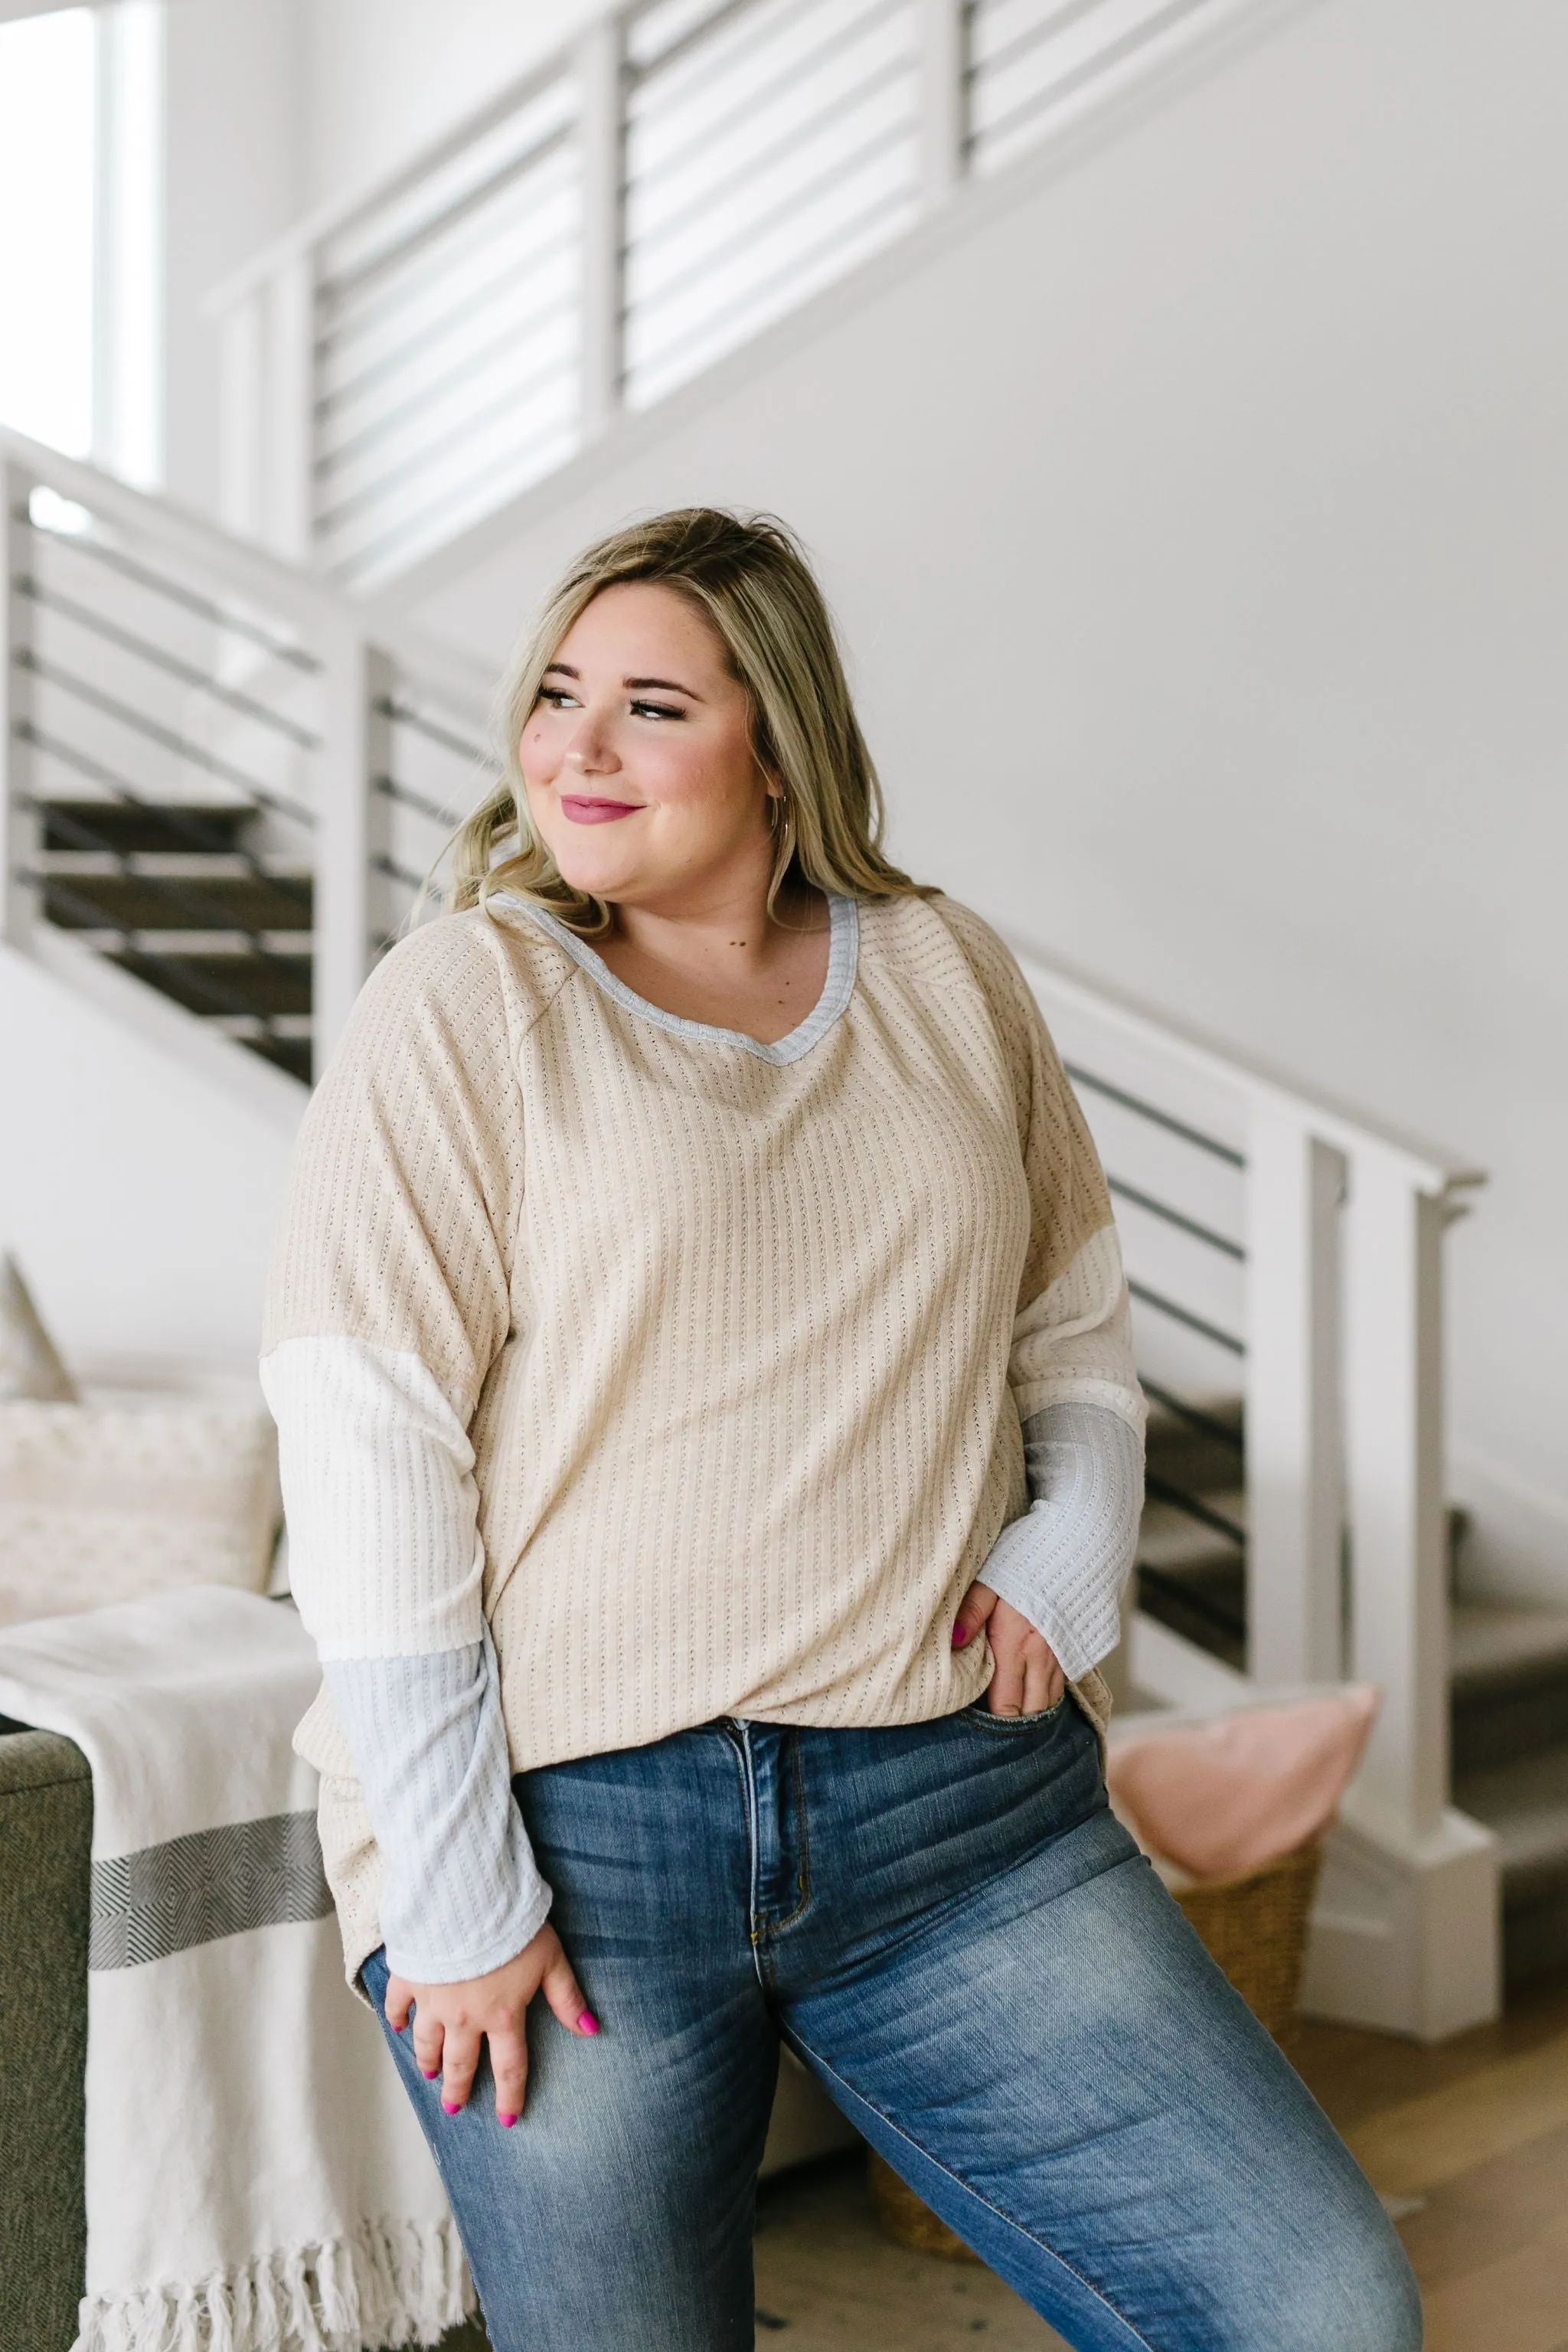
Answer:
[{"xmin": 384, "ymin": 1922, "xmax": 599, "ymax": 2127}]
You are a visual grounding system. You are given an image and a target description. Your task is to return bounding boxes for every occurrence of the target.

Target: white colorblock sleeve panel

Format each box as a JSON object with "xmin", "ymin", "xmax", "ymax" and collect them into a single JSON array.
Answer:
[
  {"xmin": 978, "ymin": 1402, "xmax": 1145, "ymax": 1681},
  {"xmin": 1008, "ymin": 1227, "xmax": 1146, "ymax": 1432},
  {"xmin": 260, "ymin": 1335, "xmax": 485, "ymax": 1660},
  {"xmin": 324, "ymin": 1632, "xmax": 550, "ymax": 1984}
]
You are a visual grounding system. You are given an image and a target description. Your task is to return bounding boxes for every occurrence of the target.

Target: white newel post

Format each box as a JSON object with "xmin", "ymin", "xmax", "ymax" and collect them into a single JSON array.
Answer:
[
  {"xmin": 1302, "ymin": 1138, "xmax": 1500, "ymax": 2040},
  {"xmin": 0, "ymin": 462, "xmax": 39, "ymax": 950},
  {"xmin": 918, "ymin": 0, "xmax": 968, "ymax": 207},
  {"xmin": 578, "ymin": 17, "xmax": 626, "ymax": 441},
  {"xmin": 1244, "ymin": 1105, "xmax": 1344, "ymax": 1684},
  {"xmin": 1342, "ymin": 1146, "xmax": 1449, "ymax": 1843},
  {"xmin": 315, "ymin": 627, "xmax": 381, "ymax": 1072}
]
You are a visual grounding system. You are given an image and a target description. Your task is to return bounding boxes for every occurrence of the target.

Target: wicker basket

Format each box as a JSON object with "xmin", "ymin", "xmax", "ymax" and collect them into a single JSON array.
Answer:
[{"xmin": 868, "ymin": 1840, "xmax": 1325, "ymax": 2261}]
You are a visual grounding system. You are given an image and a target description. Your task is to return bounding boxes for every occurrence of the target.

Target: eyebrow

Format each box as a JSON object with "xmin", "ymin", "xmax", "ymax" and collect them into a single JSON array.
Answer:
[{"xmin": 543, "ymin": 662, "xmax": 704, "ymax": 700}]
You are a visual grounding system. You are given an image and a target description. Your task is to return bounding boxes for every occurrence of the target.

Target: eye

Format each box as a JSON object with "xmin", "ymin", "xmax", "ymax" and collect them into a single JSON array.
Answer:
[
  {"xmin": 630, "ymin": 699, "xmax": 685, "ymax": 721},
  {"xmin": 537, "ymin": 686, "xmax": 578, "ymax": 710}
]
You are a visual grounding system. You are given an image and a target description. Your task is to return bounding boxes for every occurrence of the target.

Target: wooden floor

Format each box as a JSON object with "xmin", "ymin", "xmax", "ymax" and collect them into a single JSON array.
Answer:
[
  {"xmin": 1296, "ymin": 1971, "xmax": 1568, "ymax": 2352},
  {"xmin": 749, "ymin": 1971, "xmax": 1568, "ymax": 2350}
]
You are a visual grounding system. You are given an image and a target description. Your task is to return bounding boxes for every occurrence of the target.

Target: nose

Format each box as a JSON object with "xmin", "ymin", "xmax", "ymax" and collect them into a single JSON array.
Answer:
[{"xmin": 564, "ymin": 710, "xmax": 618, "ymax": 776}]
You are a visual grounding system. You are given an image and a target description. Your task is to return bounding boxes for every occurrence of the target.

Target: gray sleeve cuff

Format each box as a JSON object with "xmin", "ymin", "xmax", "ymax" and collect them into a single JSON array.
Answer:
[
  {"xmin": 323, "ymin": 1626, "xmax": 551, "ymax": 1983},
  {"xmin": 978, "ymin": 1402, "xmax": 1145, "ymax": 1682}
]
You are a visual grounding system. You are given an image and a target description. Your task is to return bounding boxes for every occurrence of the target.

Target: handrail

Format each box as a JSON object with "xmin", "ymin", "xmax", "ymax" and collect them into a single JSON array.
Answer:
[
  {"xmin": 0, "ymin": 428, "xmax": 341, "ymax": 634},
  {"xmin": 1010, "ymin": 933, "xmax": 1484, "ymax": 1197}
]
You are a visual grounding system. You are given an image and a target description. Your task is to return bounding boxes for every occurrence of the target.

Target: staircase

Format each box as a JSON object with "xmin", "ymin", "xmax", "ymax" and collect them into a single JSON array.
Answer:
[
  {"xmin": 1139, "ymin": 1393, "xmax": 1568, "ymax": 1987},
  {"xmin": 2, "ymin": 436, "xmax": 495, "ymax": 1086},
  {"xmin": 36, "ymin": 796, "xmax": 314, "ymax": 1082}
]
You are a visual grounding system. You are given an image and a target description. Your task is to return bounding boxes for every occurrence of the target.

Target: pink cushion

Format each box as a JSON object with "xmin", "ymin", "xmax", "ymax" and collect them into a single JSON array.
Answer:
[{"xmin": 1105, "ymin": 1689, "xmax": 1379, "ymax": 1881}]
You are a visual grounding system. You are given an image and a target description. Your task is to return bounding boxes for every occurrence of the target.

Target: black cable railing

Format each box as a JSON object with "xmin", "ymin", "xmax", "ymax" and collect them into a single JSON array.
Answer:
[
  {"xmin": 1105, "ymin": 1172, "xmax": 1244, "ymax": 1259},
  {"xmin": 1064, "ymin": 1060, "xmax": 1246, "ymax": 1165},
  {"xmin": 19, "ymin": 511, "xmax": 321, "ymax": 672},
  {"xmin": 1055, "ymin": 1036, "xmax": 1253, "ymax": 1666},
  {"xmin": 15, "ymin": 578, "xmax": 320, "ymax": 747},
  {"xmin": 1126, "ymin": 1277, "xmax": 1244, "ymax": 1358},
  {"xmin": 14, "ymin": 648, "xmax": 317, "ymax": 825}
]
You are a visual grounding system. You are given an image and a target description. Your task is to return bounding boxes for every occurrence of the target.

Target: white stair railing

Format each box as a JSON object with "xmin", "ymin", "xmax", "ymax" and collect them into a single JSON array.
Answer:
[
  {"xmin": 1016, "ymin": 943, "xmax": 1498, "ymax": 2037},
  {"xmin": 209, "ymin": 0, "xmax": 1276, "ymax": 591},
  {"xmin": 0, "ymin": 426, "xmax": 492, "ymax": 1084}
]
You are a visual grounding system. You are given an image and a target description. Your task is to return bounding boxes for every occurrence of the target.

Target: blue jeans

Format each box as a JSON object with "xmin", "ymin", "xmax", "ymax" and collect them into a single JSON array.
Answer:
[{"xmin": 361, "ymin": 1698, "xmax": 1420, "ymax": 2351}]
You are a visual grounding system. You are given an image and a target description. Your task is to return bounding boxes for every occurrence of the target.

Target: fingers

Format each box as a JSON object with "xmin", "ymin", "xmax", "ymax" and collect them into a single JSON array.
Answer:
[
  {"xmin": 383, "ymin": 1972, "xmax": 414, "ymax": 2036},
  {"xmin": 952, "ymin": 1578, "xmax": 999, "ymax": 1651},
  {"xmin": 984, "ymin": 1597, "xmax": 1067, "ymax": 1716},
  {"xmin": 410, "ymin": 2006, "xmax": 446, "ymax": 2085},
  {"xmin": 540, "ymin": 1940, "xmax": 599, "ymax": 2040},
  {"xmin": 1022, "ymin": 1644, "xmax": 1066, "ymax": 1714},
  {"xmin": 488, "ymin": 2021, "xmax": 529, "ymax": 2128},
  {"xmin": 439, "ymin": 2023, "xmax": 482, "ymax": 2115}
]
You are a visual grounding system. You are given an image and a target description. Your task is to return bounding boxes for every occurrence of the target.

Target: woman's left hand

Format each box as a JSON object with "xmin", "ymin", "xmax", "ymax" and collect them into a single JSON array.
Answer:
[{"xmin": 952, "ymin": 1583, "xmax": 1067, "ymax": 1715}]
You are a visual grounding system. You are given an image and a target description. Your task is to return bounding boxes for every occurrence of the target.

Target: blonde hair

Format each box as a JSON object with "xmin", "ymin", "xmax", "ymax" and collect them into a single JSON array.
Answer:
[{"xmin": 448, "ymin": 508, "xmax": 933, "ymax": 935}]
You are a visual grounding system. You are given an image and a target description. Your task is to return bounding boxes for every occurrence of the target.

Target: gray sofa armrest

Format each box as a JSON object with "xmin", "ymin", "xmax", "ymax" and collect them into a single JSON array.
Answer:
[
  {"xmin": 0, "ymin": 1720, "xmax": 489, "ymax": 2352},
  {"xmin": 0, "ymin": 1726, "xmax": 92, "ymax": 2352}
]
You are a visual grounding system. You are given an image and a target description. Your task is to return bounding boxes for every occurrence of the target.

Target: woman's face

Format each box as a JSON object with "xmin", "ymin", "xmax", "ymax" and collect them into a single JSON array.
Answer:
[{"xmin": 518, "ymin": 580, "xmax": 774, "ymax": 907}]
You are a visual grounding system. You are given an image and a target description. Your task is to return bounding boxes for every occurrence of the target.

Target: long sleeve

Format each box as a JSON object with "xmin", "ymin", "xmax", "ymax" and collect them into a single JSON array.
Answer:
[
  {"xmin": 975, "ymin": 1403, "xmax": 1143, "ymax": 1678},
  {"xmin": 260, "ymin": 918, "xmax": 554, "ymax": 1981},
  {"xmin": 937, "ymin": 899, "xmax": 1147, "ymax": 1678}
]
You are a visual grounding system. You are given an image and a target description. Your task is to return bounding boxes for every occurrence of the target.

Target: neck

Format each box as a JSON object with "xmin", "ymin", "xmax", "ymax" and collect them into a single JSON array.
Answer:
[{"xmin": 608, "ymin": 865, "xmax": 825, "ymax": 978}]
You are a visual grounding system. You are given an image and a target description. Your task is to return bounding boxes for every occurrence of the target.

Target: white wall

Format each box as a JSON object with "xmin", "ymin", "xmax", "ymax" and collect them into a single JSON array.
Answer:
[
  {"xmin": 0, "ymin": 945, "xmax": 301, "ymax": 1387},
  {"xmin": 161, "ymin": 0, "xmax": 304, "ymax": 518},
  {"xmin": 299, "ymin": 0, "xmax": 607, "ymax": 215},
  {"xmin": 394, "ymin": 0, "xmax": 1568, "ymax": 1599}
]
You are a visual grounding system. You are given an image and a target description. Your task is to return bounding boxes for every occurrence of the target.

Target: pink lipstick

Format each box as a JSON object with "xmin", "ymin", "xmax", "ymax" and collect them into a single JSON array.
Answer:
[{"xmin": 561, "ymin": 795, "xmax": 641, "ymax": 824}]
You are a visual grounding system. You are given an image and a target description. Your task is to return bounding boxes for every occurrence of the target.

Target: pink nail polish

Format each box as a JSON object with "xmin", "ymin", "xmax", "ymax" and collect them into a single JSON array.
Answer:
[
  {"xmin": 442, "ymin": 2100, "xmax": 461, "ymax": 2115},
  {"xmin": 951, "ymin": 1623, "xmax": 969, "ymax": 1648},
  {"xmin": 578, "ymin": 2010, "xmax": 600, "ymax": 2036},
  {"xmin": 422, "ymin": 2069, "xmax": 439, "ymax": 2080},
  {"xmin": 499, "ymin": 2113, "xmax": 519, "ymax": 2129}
]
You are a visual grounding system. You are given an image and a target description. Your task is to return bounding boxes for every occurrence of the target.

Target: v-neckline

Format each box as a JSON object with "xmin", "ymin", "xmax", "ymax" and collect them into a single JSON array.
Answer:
[{"xmin": 507, "ymin": 890, "xmax": 861, "ymax": 1066}]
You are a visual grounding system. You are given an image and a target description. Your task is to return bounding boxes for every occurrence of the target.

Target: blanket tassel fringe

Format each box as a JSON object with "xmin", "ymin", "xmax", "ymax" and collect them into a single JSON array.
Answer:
[{"xmin": 74, "ymin": 2216, "xmax": 474, "ymax": 2352}]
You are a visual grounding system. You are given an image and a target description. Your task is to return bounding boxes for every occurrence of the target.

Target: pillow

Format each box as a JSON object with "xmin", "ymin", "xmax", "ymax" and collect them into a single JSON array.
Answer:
[
  {"xmin": 0, "ymin": 1403, "xmax": 281, "ymax": 1629},
  {"xmin": 0, "ymin": 1255, "xmax": 78, "ymax": 1403},
  {"xmin": 1105, "ymin": 1688, "xmax": 1379, "ymax": 1882}
]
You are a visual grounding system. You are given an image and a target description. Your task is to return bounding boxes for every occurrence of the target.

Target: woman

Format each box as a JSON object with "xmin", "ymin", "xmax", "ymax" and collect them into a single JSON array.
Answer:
[{"xmin": 263, "ymin": 510, "xmax": 1419, "ymax": 2352}]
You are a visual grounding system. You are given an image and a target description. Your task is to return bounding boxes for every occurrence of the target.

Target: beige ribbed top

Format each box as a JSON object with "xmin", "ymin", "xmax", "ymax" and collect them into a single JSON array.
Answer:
[{"xmin": 262, "ymin": 887, "xmax": 1138, "ymax": 1950}]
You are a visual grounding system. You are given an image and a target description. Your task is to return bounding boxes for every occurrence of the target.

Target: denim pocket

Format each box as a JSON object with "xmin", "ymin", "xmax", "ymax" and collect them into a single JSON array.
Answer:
[{"xmin": 960, "ymin": 1695, "xmax": 1069, "ymax": 1733}]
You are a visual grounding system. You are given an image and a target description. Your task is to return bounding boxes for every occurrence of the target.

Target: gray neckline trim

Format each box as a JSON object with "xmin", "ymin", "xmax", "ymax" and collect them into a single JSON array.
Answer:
[{"xmin": 506, "ymin": 890, "xmax": 861, "ymax": 1065}]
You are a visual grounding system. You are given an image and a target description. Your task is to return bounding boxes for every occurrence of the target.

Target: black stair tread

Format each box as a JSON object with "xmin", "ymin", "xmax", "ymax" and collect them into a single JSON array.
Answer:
[
  {"xmin": 244, "ymin": 1034, "xmax": 312, "ymax": 1084},
  {"xmin": 1143, "ymin": 1394, "xmax": 1245, "ymax": 1494},
  {"xmin": 108, "ymin": 950, "xmax": 312, "ymax": 1019},
  {"xmin": 42, "ymin": 873, "xmax": 313, "ymax": 933},
  {"xmin": 1136, "ymin": 1560, "xmax": 1245, "ymax": 1673},
  {"xmin": 39, "ymin": 799, "xmax": 257, "ymax": 857},
  {"xmin": 1450, "ymin": 1602, "xmax": 1568, "ymax": 1696},
  {"xmin": 1455, "ymin": 1744, "xmax": 1568, "ymax": 1896}
]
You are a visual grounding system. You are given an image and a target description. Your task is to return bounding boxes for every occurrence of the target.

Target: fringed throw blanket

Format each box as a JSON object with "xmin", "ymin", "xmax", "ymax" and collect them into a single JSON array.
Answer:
[{"xmin": 0, "ymin": 1587, "xmax": 469, "ymax": 2352}]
